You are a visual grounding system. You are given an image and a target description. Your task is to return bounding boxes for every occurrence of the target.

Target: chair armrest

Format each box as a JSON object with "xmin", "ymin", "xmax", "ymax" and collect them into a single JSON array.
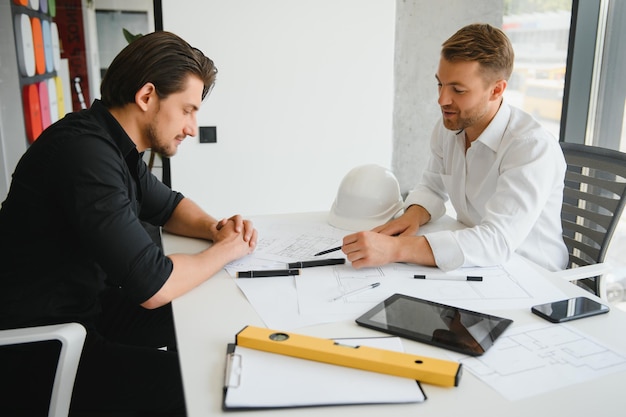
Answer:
[
  {"xmin": 551, "ymin": 263, "xmax": 613, "ymax": 301},
  {"xmin": 0, "ymin": 322, "xmax": 86, "ymax": 417},
  {"xmin": 551, "ymin": 262, "xmax": 612, "ymax": 282}
]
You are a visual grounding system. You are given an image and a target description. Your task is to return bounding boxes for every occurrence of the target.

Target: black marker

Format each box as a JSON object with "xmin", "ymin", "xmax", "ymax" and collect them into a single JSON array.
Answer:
[
  {"xmin": 288, "ymin": 258, "xmax": 346, "ymax": 268},
  {"xmin": 237, "ymin": 269, "xmax": 300, "ymax": 278},
  {"xmin": 414, "ymin": 274, "xmax": 483, "ymax": 282}
]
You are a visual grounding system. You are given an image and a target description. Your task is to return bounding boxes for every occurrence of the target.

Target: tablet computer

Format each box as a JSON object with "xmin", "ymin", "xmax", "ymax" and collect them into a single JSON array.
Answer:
[{"xmin": 355, "ymin": 294, "xmax": 513, "ymax": 356}]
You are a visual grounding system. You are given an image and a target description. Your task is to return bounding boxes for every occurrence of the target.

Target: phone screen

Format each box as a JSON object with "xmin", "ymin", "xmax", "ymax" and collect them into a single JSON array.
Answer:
[{"xmin": 531, "ymin": 297, "xmax": 610, "ymax": 323}]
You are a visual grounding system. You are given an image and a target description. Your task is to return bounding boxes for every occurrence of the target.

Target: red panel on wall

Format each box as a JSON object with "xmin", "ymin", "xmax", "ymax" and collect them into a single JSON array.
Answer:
[{"xmin": 23, "ymin": 84, "xmax": 43, "ymax": 144}]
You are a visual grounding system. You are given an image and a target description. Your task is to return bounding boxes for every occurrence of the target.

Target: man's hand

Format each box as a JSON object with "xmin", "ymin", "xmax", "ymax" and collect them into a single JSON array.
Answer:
[
  {"xmin": 144, "ymin": 204, "xmax": 258, "ymax": 309},
  {"xmin": 341, "ymin": 205, "xmax": 435, "ymax": 269},
  {"xmin": 373, "ymin": 204, "xmax": 430, "ymax": 237},
  {"xmin": 342, "ymin": 231, "xmax": 403, "ymax": 268},
  {"xmin": 212, "ymin": 217, "xmax": 257, "ymax": 260},
  {"xmin": 214, "ymin": 214, "xmax": 256, "ymax": 245},
  {"xmin": 342, "ymin": 232, "xmax": 435, "ymax": 269}
]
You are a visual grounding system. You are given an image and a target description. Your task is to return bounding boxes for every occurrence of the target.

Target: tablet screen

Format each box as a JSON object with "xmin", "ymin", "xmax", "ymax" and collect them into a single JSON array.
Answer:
[{"xmin": 355, "ymin": 294, "xmax": 513, "ymax": 356}]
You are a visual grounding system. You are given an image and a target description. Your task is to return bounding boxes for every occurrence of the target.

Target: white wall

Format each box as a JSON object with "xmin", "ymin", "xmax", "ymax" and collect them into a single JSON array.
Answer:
[{"xmin": 162, "ymin": 0, "xmax": 395, "ymax": 218}]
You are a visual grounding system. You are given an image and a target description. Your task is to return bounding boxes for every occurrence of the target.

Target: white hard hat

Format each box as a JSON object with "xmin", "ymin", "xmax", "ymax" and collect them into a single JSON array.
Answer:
[{"xmin": 328, "ymin": 164, "xmax": 404, "ymax": 231}]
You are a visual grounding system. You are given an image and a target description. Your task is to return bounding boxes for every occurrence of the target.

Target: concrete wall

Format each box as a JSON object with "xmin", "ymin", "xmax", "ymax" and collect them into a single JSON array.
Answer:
[{"xmin": 392, "ymin": 0, "xmax": 502, "ymax": 196}]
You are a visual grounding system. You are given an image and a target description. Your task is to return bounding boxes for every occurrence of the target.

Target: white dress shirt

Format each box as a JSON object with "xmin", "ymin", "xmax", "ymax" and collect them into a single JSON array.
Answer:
[{"xmin": 404, "ymin": 101, "xmax": 569, "ymax": 272}]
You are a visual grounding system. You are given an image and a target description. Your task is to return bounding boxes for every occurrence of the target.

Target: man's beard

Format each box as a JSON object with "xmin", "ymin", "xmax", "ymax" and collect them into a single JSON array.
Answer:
[
  {"xmin": 146, "ymin": 122, "xmax": 177, "ymax": 158},
  {"xmin": 442, "ymin": 102, "xmax": 489, "ymax": 132}
]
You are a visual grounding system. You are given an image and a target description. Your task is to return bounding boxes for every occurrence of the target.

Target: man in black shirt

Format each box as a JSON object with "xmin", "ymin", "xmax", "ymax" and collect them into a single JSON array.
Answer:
[{"xmin": 0, "ymin": 31, "xmax": 257, "ymax": 416}]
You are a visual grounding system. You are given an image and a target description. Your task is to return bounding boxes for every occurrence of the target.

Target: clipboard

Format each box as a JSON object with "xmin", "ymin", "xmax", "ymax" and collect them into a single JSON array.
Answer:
[{"xmin": 223, "ymin": 336, "xmax": 426, "ymax": 411}]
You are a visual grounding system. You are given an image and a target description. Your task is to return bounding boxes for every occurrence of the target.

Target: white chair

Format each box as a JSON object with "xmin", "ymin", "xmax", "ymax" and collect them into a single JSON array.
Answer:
[{"xmin": 0, "ymin": 322, "xmax": 86, "ymax": 417}]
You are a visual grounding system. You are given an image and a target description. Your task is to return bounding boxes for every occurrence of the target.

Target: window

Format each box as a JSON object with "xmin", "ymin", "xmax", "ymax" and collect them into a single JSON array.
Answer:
[
  {"xmin": 503, "ymin": 1, "xmax": 573, "ymax": 140},
  {"xmin": 533, "ymin": 0, "xmax": 626, "ymax": 309},
  {"xmin": 581, "ymin": 0, "xmax": 626, "ymax": 309},
  {"xmin": 505, "ymin": 1, "xmax": 626, "ymax": 309}
]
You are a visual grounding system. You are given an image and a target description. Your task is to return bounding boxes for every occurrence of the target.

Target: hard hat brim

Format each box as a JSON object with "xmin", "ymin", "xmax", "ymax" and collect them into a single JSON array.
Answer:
[{"xmin": 328, "ymin": 200, "xmax": 404, "ymax": 231}]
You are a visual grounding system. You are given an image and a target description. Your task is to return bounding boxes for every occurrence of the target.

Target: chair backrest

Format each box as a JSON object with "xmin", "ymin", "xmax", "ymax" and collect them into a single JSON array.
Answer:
[{"xmin": 560, "ymin": 142, "xmax": 626, "ymax": 294}]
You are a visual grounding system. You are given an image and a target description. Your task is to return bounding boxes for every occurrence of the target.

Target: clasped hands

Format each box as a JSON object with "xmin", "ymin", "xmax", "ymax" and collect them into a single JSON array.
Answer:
[{"xmin": 213, "ymin": 214, "xmax": 258, "ymax": 256}]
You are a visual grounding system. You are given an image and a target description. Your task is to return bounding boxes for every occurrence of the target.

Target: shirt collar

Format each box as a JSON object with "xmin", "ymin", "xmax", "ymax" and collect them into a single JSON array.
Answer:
[
  {"xmin": 475, "ymin": 99, "xmax": 511, "ymax": 152},
  {"xmin": 89, "ymin": 99, "xmax": 138, "ymax": 158}
]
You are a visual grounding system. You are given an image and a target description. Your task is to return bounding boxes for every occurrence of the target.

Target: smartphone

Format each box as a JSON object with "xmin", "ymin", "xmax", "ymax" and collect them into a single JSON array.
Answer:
[{"xmin": 531, "ymin": 296, "xmax": 610, "ymax": 323}]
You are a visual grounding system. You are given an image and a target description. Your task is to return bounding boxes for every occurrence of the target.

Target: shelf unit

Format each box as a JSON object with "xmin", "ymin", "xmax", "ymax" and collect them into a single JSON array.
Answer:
[{"xmin": 11, "ymin": 0, "xmax": 64, "ymax": 145}]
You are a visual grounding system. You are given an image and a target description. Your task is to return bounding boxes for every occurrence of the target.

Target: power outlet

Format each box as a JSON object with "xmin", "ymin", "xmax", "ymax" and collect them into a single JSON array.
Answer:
[{"xmin": 199, "ymin": 126, "xmax": 217, "ymax": 143}]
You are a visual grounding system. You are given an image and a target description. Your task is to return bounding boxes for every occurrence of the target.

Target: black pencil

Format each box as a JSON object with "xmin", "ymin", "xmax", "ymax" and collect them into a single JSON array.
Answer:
[{"xmin": 313, "ymin": 246, "xmax": 342, "ymax": 256}]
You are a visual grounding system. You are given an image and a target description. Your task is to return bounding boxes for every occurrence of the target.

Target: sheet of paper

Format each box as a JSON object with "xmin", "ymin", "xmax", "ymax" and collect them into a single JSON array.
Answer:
[
  {"xmin": 233, "ymin": 276, "xmax": 328, "ymax": 329},
  {"xmin": 294, "ymin": 255, "xmax": 565, "ymax": 321},
  {"xmin": 379, "ymin": 255, "xmax": 566, "ymax": 311},
  {"xmin": 230, "ymin": 215, "xmax": 354, "ymax": 328},
  {"xmin": 446, "ymin": 323, "xmax": 626, "ymax": 401},
  {"xmin": 295, "ymin": 264, "xmax": 393, "ymax": 320},
  {"xmin": 230, "ymin": 215, "xmax": 566, "ymax": 330},
  {"xmin": 225, "ymin": 215, "xmax": 347, "ymax": 276},
  {"xmin": 223, "ymin": 337, "xmax": 426, "ymax": 409}
]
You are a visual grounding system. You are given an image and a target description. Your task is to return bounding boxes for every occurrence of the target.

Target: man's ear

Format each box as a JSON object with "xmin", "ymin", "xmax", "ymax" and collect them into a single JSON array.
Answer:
[
  {"xmin": 491, "ymin": 79, "xmax": 507, "ymax": 101},
  {"xmin": 135, "ymin": 82, "xmax": 156, "ymax": 111}
]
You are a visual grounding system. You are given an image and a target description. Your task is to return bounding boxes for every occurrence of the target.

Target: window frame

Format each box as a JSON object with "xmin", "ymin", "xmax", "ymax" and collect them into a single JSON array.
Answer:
[{"xmin": 562, "ymin": 0, "xmax": 626, "ymax": 151}]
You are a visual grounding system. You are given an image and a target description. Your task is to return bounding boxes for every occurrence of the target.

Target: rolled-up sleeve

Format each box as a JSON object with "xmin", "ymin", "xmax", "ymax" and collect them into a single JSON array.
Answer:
[
  {"xmin": 138, "ymin": 158, "xmax": 185, "ymax": 226},
  {"xmin": 423, "ymin": 230, "xmax": 465, "ymax": 271}
]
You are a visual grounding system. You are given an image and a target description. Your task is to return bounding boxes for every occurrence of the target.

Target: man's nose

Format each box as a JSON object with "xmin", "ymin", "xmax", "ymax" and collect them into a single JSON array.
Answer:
[{"xmin": 438, "ymin": 88, "xmax": 452, "ymax": 106}]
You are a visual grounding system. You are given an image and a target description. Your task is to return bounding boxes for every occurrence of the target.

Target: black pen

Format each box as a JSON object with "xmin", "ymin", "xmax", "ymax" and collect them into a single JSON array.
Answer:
[
  {"xmin": 237, "ymin": 269, "xmax": 300, "ymax": 278},
  {"xmin": 314, "ymin": 246, "xmax": 342, "ymax": 256},
  {"xmin": 288, "ymin": 258, "xmax": 346, "ymax": 268},
  {"xmin": 414, "ymin": 274, "xmax": 483, "ymax": 282}
]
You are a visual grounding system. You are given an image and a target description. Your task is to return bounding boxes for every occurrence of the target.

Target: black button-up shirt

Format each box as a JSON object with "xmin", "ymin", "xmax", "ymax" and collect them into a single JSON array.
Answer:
[{"xmin": 0, "ymin": 100, "xmax": 184, "ymax": 329}]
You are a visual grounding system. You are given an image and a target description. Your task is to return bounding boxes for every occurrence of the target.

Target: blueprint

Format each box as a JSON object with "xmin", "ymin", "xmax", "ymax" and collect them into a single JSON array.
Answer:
[{"xmin": 447, "ymin": 322, "xmax": 626, "ymax": 400}]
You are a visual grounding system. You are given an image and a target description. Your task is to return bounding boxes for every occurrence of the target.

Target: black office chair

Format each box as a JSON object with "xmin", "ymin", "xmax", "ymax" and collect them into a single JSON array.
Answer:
[{"xmin": 560, "ymin": 142, "xmax": 626, "ymax": 296}]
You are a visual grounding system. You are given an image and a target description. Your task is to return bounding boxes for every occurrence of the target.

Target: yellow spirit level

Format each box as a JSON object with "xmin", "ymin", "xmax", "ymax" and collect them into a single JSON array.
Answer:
[{"xmin": 235, "ymin": 325, "xmax": 462, "ymax": 387}]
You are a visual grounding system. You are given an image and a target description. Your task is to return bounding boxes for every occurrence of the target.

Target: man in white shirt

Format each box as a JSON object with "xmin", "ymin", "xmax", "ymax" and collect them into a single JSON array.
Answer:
[{"xmin": 341, "ymin": 23, "xmax": 568, "ymax": 272}]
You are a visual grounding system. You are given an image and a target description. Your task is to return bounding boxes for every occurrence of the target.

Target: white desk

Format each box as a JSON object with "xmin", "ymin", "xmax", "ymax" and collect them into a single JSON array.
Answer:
[{"xmin": 165, "ymin": 212, "xmax": 625, "ymax": 416}]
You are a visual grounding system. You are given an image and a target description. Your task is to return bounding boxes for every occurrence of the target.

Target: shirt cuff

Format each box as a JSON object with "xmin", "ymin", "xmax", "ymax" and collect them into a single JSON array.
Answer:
[
  {"xmin": 404, "ymin": 192, "xmax": 446, "ymax": 222},
  {"xmin": 424, "ymin": 230, "xmax": 464, "ymax": 271}
]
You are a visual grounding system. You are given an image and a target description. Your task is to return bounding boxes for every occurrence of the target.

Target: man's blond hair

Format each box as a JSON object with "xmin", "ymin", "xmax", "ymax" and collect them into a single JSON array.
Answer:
[{"xmin": 441, "ymin": 23, "xmax": 514, "ymax": 84}]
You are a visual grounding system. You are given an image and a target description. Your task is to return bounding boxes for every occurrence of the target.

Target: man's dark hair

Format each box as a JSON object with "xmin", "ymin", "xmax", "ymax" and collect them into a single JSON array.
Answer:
[{"xmin": 100, "ymin": 31, "xmax": 217, "ymax": 108}]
